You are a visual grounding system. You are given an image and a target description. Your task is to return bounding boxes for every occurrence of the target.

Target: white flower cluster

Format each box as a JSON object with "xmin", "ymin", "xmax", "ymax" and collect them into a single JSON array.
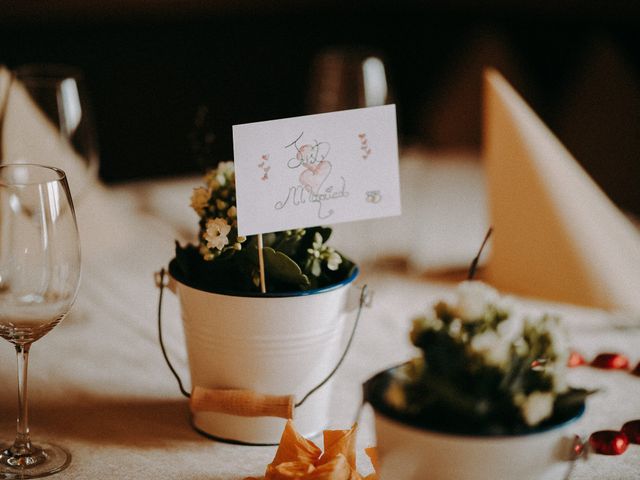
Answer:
[
  {"xmin": 189, "ymin": 161, "xmax": 245, "ymax": 261},
  {"xmin": 306, "ymin": 232, "xmax": 342, "ymax": 273},
  {"xmin": 409, "ymin": 281, "xmax": 571, "ymax": 427}
]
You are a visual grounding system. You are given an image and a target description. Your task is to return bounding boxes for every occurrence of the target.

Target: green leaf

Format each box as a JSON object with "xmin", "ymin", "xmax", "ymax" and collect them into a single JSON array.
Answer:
[{"xmin": 262, "ymin": 247, "xmax": 311, "ymax": 287}]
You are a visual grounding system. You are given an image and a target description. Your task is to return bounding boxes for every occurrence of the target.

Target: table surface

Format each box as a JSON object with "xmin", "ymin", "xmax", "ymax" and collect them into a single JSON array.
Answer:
[{"xmin": 0, "ymin": 153, "xmax": 638, "ymax": 479}]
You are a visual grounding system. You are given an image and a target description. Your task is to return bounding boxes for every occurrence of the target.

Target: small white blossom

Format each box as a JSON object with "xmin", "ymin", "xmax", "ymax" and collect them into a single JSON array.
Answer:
[
  {"xmin": 203, "ymin": 173, "xmax": 220, "ymax": 191},
  {"xmin": 217, "ymin": 161, "xmax": 235, "ymax": 177},
  {"xmin": 497, "ymin": 315, "xmax": 524, "ymax": 343},
  {"xmin": 326, "ymin": 251, "xmax": 342, "ymax": 271},
  {"xmin": 227, "ymin": 206, "xmax": 237, "ymax": 219},
  {"xmin": 470, "ymin": 330, "xmax": 499, "ymax": 351},
  {"xmin": 313, "ymin": 232, "xmax": 323, "ymax": 248},
  {"xmin": 204, "ymin": 218, "xmax": 231, "ymax": 251},
  {"xmin": 214, "ymin": 161, "xmax": 234, "ymax": 186},
  {"xmin": 190, "ymin": 187, "xmax": 210, "ymax": 216},
  {"xmin": 520, "ymin": 391, "xmax": 554, "ymax": 426},
  {"xmin": 448, "ymin": 318, "xmax": 463, "ymax": 339},
  {"xmin": 415, "ymin": 309, "xmax": 444, "ymax": 332},
  {"xmin": 453, "ymin": 281, "xmax": 500, "ymax": 322},
  {"xmin": 470, "ymin": 330, "xmax": 511, "ymax": 367}
]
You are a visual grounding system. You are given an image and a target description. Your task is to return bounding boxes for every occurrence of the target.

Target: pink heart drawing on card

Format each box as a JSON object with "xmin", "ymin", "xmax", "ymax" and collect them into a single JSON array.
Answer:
[
  {"xmin": 296, "ymin": 144, "xmax": 314, "ymax": 164},
  {"xmin": 299, "ymin": 160, "xmax": 332, "ymax": 194}
]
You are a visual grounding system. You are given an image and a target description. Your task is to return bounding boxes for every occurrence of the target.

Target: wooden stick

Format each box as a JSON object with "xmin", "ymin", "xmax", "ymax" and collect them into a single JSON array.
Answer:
[{"xmin": 257, "ymin": 233, "xmax": 267, "ymax": 293}]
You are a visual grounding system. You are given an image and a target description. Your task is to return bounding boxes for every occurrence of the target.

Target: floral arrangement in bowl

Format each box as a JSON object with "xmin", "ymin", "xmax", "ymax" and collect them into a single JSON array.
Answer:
[
  {"xmin": 171, "ymin": 161, "xmax": 356, "ymax": 293},
  {"xmin": 376, "ymin": 280, "xmax": 591, "ymax": 435}
]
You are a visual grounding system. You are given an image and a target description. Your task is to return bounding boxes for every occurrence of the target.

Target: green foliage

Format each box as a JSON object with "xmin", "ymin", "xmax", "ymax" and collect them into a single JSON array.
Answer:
[
  {"xmin": 385, "ymin": 281, "xmax": 592, "ymax": 434},
  {"xmin": 172, "ymin": 162, "xmax": 355, "ymax": 293},
  {"xmin": 173, "ymin": 227, "xmax": 356, "ymax": 294}
]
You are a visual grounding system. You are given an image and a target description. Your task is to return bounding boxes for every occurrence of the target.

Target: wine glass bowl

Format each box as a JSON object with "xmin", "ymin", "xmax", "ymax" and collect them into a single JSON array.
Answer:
[{"xmin": 0, "ymin": 163, "xmax": 80, "ymax": 477}]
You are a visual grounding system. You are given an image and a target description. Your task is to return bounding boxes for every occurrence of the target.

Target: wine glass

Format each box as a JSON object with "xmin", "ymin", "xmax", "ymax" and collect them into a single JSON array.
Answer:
[
  {"xmin": 306, "ymin": 46, "xmax": 394, "ymax": 114},
  {"xmin": 3, "ymin": 64, "xmax": 99, "ymax": 200},
  {"xmin": 0, "ymin": 164, "xmax": 81, "ymax": 478}
]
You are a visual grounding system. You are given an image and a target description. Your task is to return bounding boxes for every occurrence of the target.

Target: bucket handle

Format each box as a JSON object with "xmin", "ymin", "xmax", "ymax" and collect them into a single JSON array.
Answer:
[{"xmin": 154, "ymin": 268, "xmax": 372, "ymax": 420}]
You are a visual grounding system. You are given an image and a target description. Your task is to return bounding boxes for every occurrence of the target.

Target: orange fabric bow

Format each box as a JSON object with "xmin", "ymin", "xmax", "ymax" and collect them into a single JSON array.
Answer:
[{"xmin": 245, "ymin": 420, "xmax": 378, "ymax": 480}]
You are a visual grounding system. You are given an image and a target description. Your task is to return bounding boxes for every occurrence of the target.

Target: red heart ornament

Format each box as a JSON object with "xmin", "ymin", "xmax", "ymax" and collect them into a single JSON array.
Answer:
[
  {"xmin": 621, "ymin": 420, "xmax": 640, "ymax": 444},
  {"xmin": 589, "ymin": 430, "xmax": 629, "ymax": 455},
  {"xmin": 591, "ymin": 353, "xmax": 630, "ymax": 370},
  {"xmin": 568, "ymin": 351, "xmax": 586, "ymax": 367}
]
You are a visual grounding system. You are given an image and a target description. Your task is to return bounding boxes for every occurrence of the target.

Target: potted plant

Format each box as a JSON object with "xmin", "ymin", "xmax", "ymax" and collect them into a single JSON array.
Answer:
[
  {"xmin": 159, "ymin": 161, "xmax": 363, "ymax": 446},
  {"xmin": 363, "ymin": 280, "xmax": 591, "ymax": 480}
]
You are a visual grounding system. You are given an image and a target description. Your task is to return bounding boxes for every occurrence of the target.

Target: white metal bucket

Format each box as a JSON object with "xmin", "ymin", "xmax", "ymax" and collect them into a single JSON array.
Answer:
[
  {"xmin": 363, "ymin": 366, "xmax": 586, "ymax": 480},
  {"xmin": 373, "ymin": 412, "xmax": 584, "ymax": 480},
  {"xmin": 167, "ymin": 267, "xmax": 362, "ymax": 445}
]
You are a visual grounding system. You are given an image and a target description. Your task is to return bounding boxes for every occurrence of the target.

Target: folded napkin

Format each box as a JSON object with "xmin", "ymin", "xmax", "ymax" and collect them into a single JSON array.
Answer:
[
  {"xmin": 0, "ymin": 67, "xmax": 10, "ymax": 122},
  {"xmin": 482, "ymin": 68, "xmax": 640, "ymax": 313},
  {"xmin": 0, "ymin": 65, "xmax": 96, "ymax": 197},
  {"xmin": 245, "ymin": 421, "xmax": 378, "ymax": 480}
]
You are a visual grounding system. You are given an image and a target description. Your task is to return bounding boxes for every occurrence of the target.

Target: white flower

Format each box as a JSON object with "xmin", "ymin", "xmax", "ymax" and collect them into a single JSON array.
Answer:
[
  {"xmin": 203, "ymin": 170, "xmax": 220, "ymax": 190},
  {"xmin": 215, "ymin": 161, "xmax": 235, "ymax": 186},
  {"xmin": 326, "ymin": 251, "xmax": 342, "ymax": 271},
  {"xmin": 520, "ymin": 391, "xmax": 554, "ymax": 426},
  {"xmin": 470, "ymin": 330, "xmax": 499, "ymax": 351},
  {"xmin": 470, "ymin": 330, "xmax": 511, "ymax": 367},
  {"xmin": 496, "ymin": 315, "xmax": 524, "ymax": 343},
  {"xmin": 217, "ymin": 161, "xmax": 235, "ymax": 177},
  {"xmin": 227, "ymin": 206, "xmax": 237, "ymax": 219},
  {"xmin": 448, "ymin": 318, "xmax": 463, "ymax": 339},
  {"xmin": 204, "ymin": 218, "xmax": 231, "ymax": 251},
  {"xmin": 313, "ymin": 232, "xmax": 323, "ymax": 248},
  {"xmin": 414, "ymin": 309, "xmax": 444, "ymax": 333},
  {"xmin": 190, "ymin": 187, "xmax": 210, "ymax": 216},
  {"xmin": 453, "ymin": 281, "xmax": 500, "ymax": 322}
]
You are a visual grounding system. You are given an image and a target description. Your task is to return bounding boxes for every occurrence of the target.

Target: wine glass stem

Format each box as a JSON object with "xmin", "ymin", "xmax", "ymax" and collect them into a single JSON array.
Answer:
[{"xmin": 12, "ymin": 343, "xmax": 34, "ymax": 455}]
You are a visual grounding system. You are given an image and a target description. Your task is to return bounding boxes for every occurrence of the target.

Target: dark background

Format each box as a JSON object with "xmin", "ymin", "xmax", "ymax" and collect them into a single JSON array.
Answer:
[{"xmin": 1, "ymin": 1, "xmax": 639, "ymax": 214}]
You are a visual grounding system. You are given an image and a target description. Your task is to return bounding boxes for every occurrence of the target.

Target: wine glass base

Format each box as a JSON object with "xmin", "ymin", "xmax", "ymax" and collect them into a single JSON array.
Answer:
[{"xmin": 0, "ymin": 442, "xmax": 71, "ymax": 479}]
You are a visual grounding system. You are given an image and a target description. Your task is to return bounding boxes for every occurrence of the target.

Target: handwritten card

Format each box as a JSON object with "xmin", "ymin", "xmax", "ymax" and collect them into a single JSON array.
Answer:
[{"xmin": 232, "ymin": 105, "xmax": 401, "ymax": 236}]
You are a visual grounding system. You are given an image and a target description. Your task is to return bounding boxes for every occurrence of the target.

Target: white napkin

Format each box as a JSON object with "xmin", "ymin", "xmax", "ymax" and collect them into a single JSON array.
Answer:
[
  {"xmin": 0, "ymin": 67, "xmax": 11, "ymax": 121},
  {"xmin": 482, "ymin": 68, "xmax": 640, "ymax": 313},
  {"xmin": 0, "ymin": 65, "xmax": 96, "ymax": 197}
]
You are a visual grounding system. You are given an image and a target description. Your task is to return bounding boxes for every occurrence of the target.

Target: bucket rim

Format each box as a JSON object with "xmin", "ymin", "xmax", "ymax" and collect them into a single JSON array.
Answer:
[
  {"xmin": 168, "ymin": 259, "xmax": 359, "ymax": 298},
  {"xmin": 363, "ymin": 363, "xmax": 586, "ymax": 439}
]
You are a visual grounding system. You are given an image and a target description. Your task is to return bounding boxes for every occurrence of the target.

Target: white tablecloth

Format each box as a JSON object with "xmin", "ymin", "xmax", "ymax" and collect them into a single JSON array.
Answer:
[{"xmin": 0, "ymin": 151, "xmax": 638, "ymax": 479}]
